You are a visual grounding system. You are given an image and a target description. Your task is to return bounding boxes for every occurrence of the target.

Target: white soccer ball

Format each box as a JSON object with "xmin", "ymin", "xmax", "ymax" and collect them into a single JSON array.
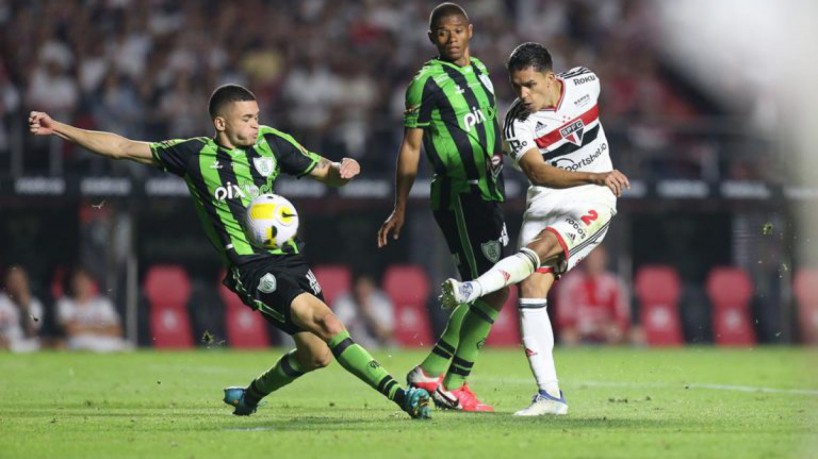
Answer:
[{"xmin": 245, "ymin": 193, "xmax": 299, "ymax": 249}]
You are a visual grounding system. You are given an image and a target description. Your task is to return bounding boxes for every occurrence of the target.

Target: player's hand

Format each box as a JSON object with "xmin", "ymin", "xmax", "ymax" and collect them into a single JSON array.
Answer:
[
  {"xmin": 29, "ymin": 111, "xmax": 58, "ymax": 136},
  {"xmin": 338, "ymin": 158, "xmax": 360, "ymax": 180},
  {"xmin": 377, "ymin": 209, "xmax": 405, "ymax": 248},
  {"xmin": 600, "ymin": 169, "xmax": 630, "ymax": 197}
]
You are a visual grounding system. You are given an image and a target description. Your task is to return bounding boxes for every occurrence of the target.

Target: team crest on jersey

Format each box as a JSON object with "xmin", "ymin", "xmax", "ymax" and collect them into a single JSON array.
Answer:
[
  {"xmin": 559, "ymin": 119, "xmax": 585, "ymax": 146},
  {"xmin": 481, "ymin": 240, "xmax": 501, "ymax": 263},
  {"xmin": 478, "ymin": 74, "xmax": 494, "ymax": 94},
  {"xmin": 253, "ymin": 157, "xmax": 276, "ymax": 177}
]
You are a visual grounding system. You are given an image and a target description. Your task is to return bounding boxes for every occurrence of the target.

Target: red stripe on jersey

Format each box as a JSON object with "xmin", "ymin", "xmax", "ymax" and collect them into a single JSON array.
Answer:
[{"xmin": 534, "ymin": 105, "xmax": 599, "ymax": 150}]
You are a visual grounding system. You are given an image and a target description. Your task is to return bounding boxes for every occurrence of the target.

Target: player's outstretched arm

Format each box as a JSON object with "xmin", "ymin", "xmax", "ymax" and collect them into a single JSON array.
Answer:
[
  {"xmin": 309, "ymin": 156, "xmax": 360, "ymax": 187},
  {"xmin": 378, "ymin": 127, "xmax": 423, "ymax": 248},
  {"xmin": 517, "ymin": 148, "xmax": 630, "ymax": 196},
  {"xmin": 29, "ymin": 111, "xmax": 157, "ymax": 166}
]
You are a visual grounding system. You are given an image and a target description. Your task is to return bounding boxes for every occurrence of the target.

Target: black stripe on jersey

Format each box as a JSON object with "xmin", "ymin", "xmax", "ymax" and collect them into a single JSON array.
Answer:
[
  {"xmin": 542, "ymin": 125, "xmax": 600, "ymax": 162},
  {"xmin": 420, "ymin": 78, "xmax": 453, "ymax": 209},
  {"xmin": 215, "ymin": 148, "xmax": 266, "ymax": 257},
  {"xmin": 187, "ymin": 151, "xmax": 235, "ymax": 262},
  {"xmin": 558, "ymin": 67, "xmax": 591, "ymax": 79},
  {"xmin": 418, "ymin": 77, "xmax": 437, "ymax": 126},
  {"xmin": 441, "ymin": 66, "xmax": 483, "ymax": 186},
  {"xmin": 470, "ymin": 64, "xmax": 501, "ymax": 198},
  {"xmin": 504, "ymin": 100, "xmax": 526, "ymax": 139},
  {"xmin": 245, "ymin": 146, "xmax": 267, "ymax": 187}
]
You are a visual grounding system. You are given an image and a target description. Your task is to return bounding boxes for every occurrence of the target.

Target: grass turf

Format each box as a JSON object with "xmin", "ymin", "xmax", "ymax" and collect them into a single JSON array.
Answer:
[{"xmin": 1, "ymin": 347, "xmax": 816, "ymax": 459}]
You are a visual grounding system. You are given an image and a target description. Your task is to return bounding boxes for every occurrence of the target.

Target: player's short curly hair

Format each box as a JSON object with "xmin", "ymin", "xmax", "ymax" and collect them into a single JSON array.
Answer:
[
  {"xmin": 429, "ymin": 2, "xmax": 469, "ymax": 30},
  {"xmin": 208, "ymin": 84, "xmax": 256, "ymax": 119},
  {"xmin": 507, "ymin": 42, "xmax": 553, "ymax": 74}
]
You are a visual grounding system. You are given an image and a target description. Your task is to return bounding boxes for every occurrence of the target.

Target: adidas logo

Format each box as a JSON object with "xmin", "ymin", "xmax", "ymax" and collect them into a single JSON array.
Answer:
[{"xmin": 536, "ymin": 121, "xmax": 546, "ymax": 129}]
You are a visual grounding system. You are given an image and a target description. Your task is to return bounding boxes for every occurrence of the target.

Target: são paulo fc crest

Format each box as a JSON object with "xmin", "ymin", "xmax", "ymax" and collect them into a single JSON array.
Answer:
[
  {"xmin": 559, "ymin": 119, "xmax": 585, "ymax": 146},
  {"xmin": 258, "ymin": 273, "xmax": 277, "ymax": 293},
  {"xmin": 253, "ymin": 157, "xmax": 276, "ymax": 177},
  {"xmin": 481, "ymin": 240, "xmax": 502, "ymax": 263}
]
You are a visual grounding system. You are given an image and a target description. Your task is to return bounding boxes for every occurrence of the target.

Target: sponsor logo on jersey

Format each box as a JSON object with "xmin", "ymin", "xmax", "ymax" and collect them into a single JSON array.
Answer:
[
  {"xmin": 462, "ymin": 106, "xmax": 487, "ymax": 132},
  {"xmin": 574, "ymin": 94, "xmax": 591, "ymax": 107},
  {"xmin": 488, "ymin": 154, "xmax": 503, "ymax": 179},
  {"xmin": 214, "ymin": 181, "xmax": 245, "ymax": 201},
  {"xmin": 559, "ymin": 119, "xmax": 586, "ymax": 146},
  {"xmin": 210, "ymin": 160, "xmax": 223, "ymax": 170},
  {"xmin": 535, "ymin": 121, "xmax": 549, "ymax": 136},
  {"xmin": 481, "ymin": 240, "xmax": 502, "ymax": 263},
  {"xmin": 253, "ymin": 156, "xmax": 275, "ymax": 177},
  {"xmin": 565, "ymin": 217, "xmax": 587, "ymax": 239},
  {"xmin": 573, "ymin": 75, "xmax": 596, "ymax": 85},
  {"xmin": 551, "ymin": 143, "xmax": 607, "ymax": 172},
  {"xmin": 258, "ymin": 273, "xmax": 277, "ymax": 293}
]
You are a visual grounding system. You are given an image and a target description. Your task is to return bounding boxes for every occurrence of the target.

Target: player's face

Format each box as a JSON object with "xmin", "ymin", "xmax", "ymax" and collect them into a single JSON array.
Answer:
[
  {"xmin": 509, "ymin": 67, "xmax": 558, "ymax": 112},
  {"xmin": 429, "ymin": 15, "xmax": 472, "ymax": 64},
  {"xmin": 217, "ymin": 100, "xmax": 260, "ymax": 148}
]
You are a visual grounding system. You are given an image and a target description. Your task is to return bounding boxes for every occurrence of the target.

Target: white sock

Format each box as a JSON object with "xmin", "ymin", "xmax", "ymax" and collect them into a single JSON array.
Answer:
[
  {"xmin": 473, "ymin": 248, "xmax": 539, "ymax": 297},
  {"xmin": 519, "ymin": 298, "xmax": 561, "ymax": 398}
]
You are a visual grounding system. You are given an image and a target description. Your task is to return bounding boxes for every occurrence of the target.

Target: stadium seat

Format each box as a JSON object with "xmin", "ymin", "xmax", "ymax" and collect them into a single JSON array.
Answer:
[
  {"xmin": 144, "ymin": 265, "xmax": 194, "ymax": 349},
  {"xmin": 383, "ymin": 265, "xmax": 433, "ymax": 347},
  {"xmin": 485, "ymin": 285, "xmax": 521, "ymax": 347},
  {"xmin": 706, "ymin": 267, "xmax": 756, "ymax": 346},
  {"xmin": 635, "ymin": 265, "xmax": 684, "ymax": 346},
  {"xmin": 312, "ymin": 265, "xmax": 352, "ymax": 307},
  {"xmin": 218, "ymin": 270, "xmax": 270, "ymax": 349},
  {"xmin": 793, "ymin": 268, "xmax": 818, "ymax": 345}
]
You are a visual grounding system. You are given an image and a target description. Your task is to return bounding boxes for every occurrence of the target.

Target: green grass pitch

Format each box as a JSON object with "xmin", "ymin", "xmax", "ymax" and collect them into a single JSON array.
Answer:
[{"xmin": 1, "ymin": 347, "xmax": 816, "ymax": 459}]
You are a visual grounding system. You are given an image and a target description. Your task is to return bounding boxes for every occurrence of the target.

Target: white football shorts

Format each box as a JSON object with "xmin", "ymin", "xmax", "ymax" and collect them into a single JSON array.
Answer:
[{"xmin": 519, "ymin": 192, "xmax": 615, "ymax": 276}]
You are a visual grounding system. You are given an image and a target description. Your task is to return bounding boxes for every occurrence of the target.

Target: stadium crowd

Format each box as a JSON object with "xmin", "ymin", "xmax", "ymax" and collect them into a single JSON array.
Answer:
[{"xmin": 0, "ymin": 0, "xmax": 739, "ymax": 180}]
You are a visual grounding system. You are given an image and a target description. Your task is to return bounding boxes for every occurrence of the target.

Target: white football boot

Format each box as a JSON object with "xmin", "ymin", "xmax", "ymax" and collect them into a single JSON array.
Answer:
[
  {"xmin": 513, "ymin": 390, "xmax": 568, "ymax": 416},
  {"xmin": 440, "ymin": 279, "xmax": 482, "ymax": 309}
]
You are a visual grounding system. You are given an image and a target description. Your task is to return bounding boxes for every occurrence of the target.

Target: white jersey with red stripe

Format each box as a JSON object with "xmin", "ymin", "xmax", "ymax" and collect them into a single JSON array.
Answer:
[
  {"xmin": 504, "ymin": 67, "xmax": 617, "ymax": 275},
  {"xmin": 504, "ymin": 66, "xmax": 615, "ymax": 207}
]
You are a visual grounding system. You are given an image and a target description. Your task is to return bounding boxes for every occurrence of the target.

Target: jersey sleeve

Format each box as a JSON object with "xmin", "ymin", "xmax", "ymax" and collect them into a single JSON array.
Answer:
[
  {"xmin": 503, "ymin": 110, "xmax": 537, "ymax": 165},
  {"xmin": 403, "ymin": 73, "xmax": 435, "ymax": 128},
  {"xmin": 264, "ymin": 132, "xmax": 321, "ymax": 178},
  {"xmin": 566, "ymin": 66, "xmax": 600, "ymax": 102},
  {"xmin": 149, "ymin": 138, "xmax": 204, "ymax": 177}
]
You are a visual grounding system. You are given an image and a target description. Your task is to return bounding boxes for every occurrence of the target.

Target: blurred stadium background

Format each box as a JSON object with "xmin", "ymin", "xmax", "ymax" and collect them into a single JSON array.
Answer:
[{"xmin": 1, "ymin": 0, "xmax": 816, "ymax": 349}]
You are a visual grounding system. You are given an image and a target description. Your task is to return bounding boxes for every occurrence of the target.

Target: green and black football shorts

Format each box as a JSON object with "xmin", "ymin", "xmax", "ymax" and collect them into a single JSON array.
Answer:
[
  {"xmin": 223, "ymin": 254, "xmax": 324, "ymax": 335},
  {"xmin": 433, "ymin": 192, "xmax": 509, "ymax": 281}
]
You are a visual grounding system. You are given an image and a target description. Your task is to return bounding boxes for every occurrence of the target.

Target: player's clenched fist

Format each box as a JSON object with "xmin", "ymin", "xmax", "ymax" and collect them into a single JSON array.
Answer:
[
  {"xmin": 28, "ymin": 111, "xmax": 57, "ymax": 136},
  {"xmin": 338, "ymin": 157, "xmax": 360, "ymax": 180}
]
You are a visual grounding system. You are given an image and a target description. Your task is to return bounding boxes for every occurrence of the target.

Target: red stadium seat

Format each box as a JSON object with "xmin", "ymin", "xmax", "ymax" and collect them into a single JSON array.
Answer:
[
  {"xmin": 144, "ymin": 265, "xmax": 194, "ymax": 349},
  {"xmin": 793, "ymin": 268, "xmax": 818, "ymax": 345},
  {"xmin": 635, "ymin": 265, "xmax": 684, "ymax": 346},
  {"xmin": 312, "ymin": 265, "xmax": 352, "ymax": 307},
  {"xmin": 706, "ymin": 267, "xmax": 756, "ymax": 346},
  {"xmin": 485, "ymin": 285, "xmax": 521, "ymax": 347},
  {"xmin": 219, "ymin": 270, "xmax": 270, "ymax": 349},
  {"xmin": 383, "ymin": 265, "xmax": 433, "ymax": 347}
]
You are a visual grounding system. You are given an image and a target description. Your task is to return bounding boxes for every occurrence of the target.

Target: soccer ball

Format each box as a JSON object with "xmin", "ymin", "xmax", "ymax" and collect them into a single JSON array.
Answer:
[{"xmin": 244, "ymin": 193, "xmax": 299, "ymax": 248}]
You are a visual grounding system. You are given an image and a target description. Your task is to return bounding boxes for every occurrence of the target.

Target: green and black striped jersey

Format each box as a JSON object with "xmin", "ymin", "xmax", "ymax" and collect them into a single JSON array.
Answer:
[
  {"xmin": 404, "ymin": 57, "xmax": 505, "ymax": 211},
  {"xmin": 150, "ymin": 125, "xmax": 320, "ymax": 267}
]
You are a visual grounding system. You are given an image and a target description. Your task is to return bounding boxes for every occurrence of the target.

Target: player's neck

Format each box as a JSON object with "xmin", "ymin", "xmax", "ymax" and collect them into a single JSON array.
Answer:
[
  {"xmin": 440, "ymin": 51, "xmax": 471, "ymax": 67},
  {"xmin": 214, "ymin": 133, "xmax": 237, "ymax": 150},
  {"xmin": 545, "ymin": 79, "xmax": 563, "ymax": 108}
]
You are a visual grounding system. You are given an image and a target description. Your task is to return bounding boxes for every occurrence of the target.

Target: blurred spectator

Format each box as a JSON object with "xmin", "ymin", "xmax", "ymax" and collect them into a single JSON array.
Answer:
[
  {"xmin": 333, "ymin": 272, "xmax": 395, "ymax": 349},
  {"xmin": 56, "ymin": 266, "xmax": 129, "ymax": 352},
  {"xmin": 555, "ymin": 245, "xmax": 639, "ymax": 345},
  {"xmin": 0, "ymin": 265, "xmax": 44, "ymax": 352}
]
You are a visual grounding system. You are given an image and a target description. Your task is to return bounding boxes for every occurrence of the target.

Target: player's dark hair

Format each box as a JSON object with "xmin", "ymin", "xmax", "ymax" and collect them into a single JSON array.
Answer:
[
  {"xmin": 507, "ymin": 42, "xmax": 553, "ymax": 74},
  {"xmin": 429, "ymin": 2, "xmax": 469, "ymax": 30},
  {"xmin": 208, "ymin": 84, "xmax": 256, "ymax": 119}
]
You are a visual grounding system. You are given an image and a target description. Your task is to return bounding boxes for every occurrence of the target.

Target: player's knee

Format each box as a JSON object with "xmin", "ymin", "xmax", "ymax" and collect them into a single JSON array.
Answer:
[
  {"xmin": 313, "ymin": 311, "xmax": 345, "ymax": 339},
  {"xmin": 528, "ymin": 230, "xmax": 563, "ymax": 262},
  {"xmin": 307, "ymin": 349, "xmax": 333, "ymax": 370}
]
